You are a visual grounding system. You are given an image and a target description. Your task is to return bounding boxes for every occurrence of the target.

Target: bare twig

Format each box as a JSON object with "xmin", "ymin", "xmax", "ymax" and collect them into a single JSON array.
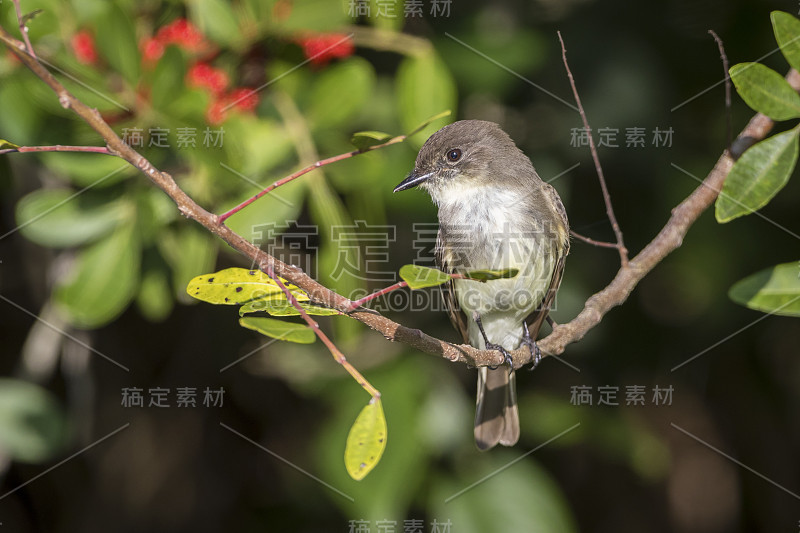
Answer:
[
  {"xmin": 11, "ymin": 0, "xmax": 36, "ymax": 59},
  {"xmin": 558, "ymin": 31, "xmax": 629, "ymax": 266},
  {"xmin": 569, "ymin": 230, "xmax": 619, "ymax": 249},
  {"xmin": 709, "ymin": 30, "xmax": 732, "ymax": 151},
  {"xmin": 263, "ymin": 264, "xmax": 381, "ymax": 400},
  {"xmin": 348, "ymin": 281, "xmax": 409, "ymax": 311},
  {"xmin": 2, "ymin": 22, "xmax": 796, "ymax": 371},
  {"xmin": 0, "ymin": 145, "xmax": 114, "ymax": 156},
  {"xmin": 217, "ymin": 135, "xmax": 405, "ymax": 223}
]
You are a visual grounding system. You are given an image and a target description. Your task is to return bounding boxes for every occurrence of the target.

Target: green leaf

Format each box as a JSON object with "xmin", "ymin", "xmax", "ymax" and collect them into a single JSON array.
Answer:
[
  {"xmin": 729, "ymin": 261, "xmax": 800, "ymax": 316},
  {"xmin": 136, "ymin": 255, "xmax": 174, "ymax": 322},
  {"xmin": 223, "ymin": 176, "xmax": 306, "ymax": 246},
  {"xmin": 40, "ymin": 154, "xmax": 131, "ymax": 187},
  {"xmin": 54, "ymin": 222, "xmax": 140, "ymax": 328},
  {"xmin": 239, "ymin": 299, "xmax": 341, "ymax": 317},
  {"xmin": 20, "ymin": 9, "xmax": 44, "ymax": 27},
  {"xmin": 397, "ymin": 52, "xmax": 456, "ymax": 146},
  {"xmin": 716, "ymin": 126, "xmax": 799, "ymax": 222},
  {"xmin": 0, "ymin": 379, "xmax": 68, "ymax": 463},
  {"xmin": 239, "ymin": 317, "xmax": 316, "ymax": 344},
  {"xmin": 350, "ymin": 131, "xmax": 393, "ymax": 151},
  {"xmin": 151, "ymin": 46, "xmax": 187, "ymax": 111},
  {"xmin": 399, "ymin": 264, "xmax": 452, "ymax": 289},
  {"xmin": 158, "ymin": 225, "xmax": 217, "ymax": 304},
  {"xmin": 94, "ymin": 2, "xmax": 140, "ymax": 84},
  {"xmin": 729, "ymin": 63, "xmax": 800, "ymax": 120},
  {"xmin": 188, "ymin": 0, "xmax": 242, "ymax": 49},
  {"xmin": 464, "ymin": 268, "xmax": 520, "ymax": 281},
  {"xmin": 186, "ymin": 267, "xmax": 309, "ymax": 305},
  {"xmin": 772, "ymin": 11, "xmax": 800, "ymax": 73},
  {"xmin": 15, "ymin": 189, "xmax": 128, "ymax": 248},
  {"xmin": 344, "ymin": 399, "xmax": 387, "ymax": 481},
  {"xmin": 308, "ymin": 57, "xmax": 375, "ymax": 129},
  {"xmin": 280, "ymin": 0, "xmax": 350, "ymax": 32},
  {"xmin": 0, "ymin": 139, "xmax": 20, "ymax": 150},
  {"xmin": 405, "ymin": 110, "xmax": 453, "ymax": 138}
]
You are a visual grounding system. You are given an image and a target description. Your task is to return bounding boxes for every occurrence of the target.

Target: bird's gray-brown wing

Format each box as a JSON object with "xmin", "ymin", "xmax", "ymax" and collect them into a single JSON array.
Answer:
[
  {"xmin": 434, "ymin": 229, "xmax": 470, "ymax": 344},
  {"xmin": 525, "ymin": 182, "xmax": 570, "ymax": 339}
]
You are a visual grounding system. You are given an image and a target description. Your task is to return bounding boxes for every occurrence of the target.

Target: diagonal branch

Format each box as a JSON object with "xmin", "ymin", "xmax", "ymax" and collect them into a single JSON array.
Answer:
[{"xmin": 2, "ymin": 23, "xmax": 796, "ymax": 372}]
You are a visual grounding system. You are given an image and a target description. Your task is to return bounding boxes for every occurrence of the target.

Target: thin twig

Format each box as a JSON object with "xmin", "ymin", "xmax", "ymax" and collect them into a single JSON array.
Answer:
[
  {"xmin": 558, "ymin": 31, "xmax": 629, "ymax": 266},
  {"xmin": 11, "ymin": 0, "xmax": 36, "ymax": 59},
  {"xmin": 348, "ymin": 281, "xmax": 409, "ymax": 311},
  {"xmin": 0, "ymin": 145, "xmax": 114, "ymax": 156},
  {"xmin": 569, "ymin": 230, "xmax": 619, "ymax": 249},
  {"xmin": 217, "ymin": 135, "xmax": 405, "ymax": 223},
  {"xmin": 263, "ymin": 264, "xmax": 381, "ymax": 400},
  {"xmin": 709, "ymin": 30, "xmax": 732, "ymax": 151}
]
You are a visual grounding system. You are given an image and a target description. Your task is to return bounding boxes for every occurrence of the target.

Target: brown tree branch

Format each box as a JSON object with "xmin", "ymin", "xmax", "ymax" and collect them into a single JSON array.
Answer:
[{"xmin": 2, "ymin": 24, "xmax": 796, "ymax": 371}]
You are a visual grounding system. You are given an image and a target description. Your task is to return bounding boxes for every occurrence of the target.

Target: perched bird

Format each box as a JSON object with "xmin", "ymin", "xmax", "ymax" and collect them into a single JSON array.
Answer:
[{"xmin": 394, "ymin": 120, "xmax": 569, "ymax": 450}]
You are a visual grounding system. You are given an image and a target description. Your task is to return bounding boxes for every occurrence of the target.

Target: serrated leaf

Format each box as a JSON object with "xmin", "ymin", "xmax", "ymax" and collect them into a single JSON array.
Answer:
[
  {"xmin": 55, "ymin": 222, "xmax": 140, "ymax": 328},
  {"xmin": 399, "ymin": 264, "xmax": 452, "ymax": 289},
  {"xmin": 239, "ymin": 299, "xmax": 341, "ymax": 317},
  {"xmin": 405, "ymin": 110, "xmax": 452, "ymax": 138},
  {"xmin": 239, "ymin": 317, "xmax": 316, "ymax": 343},
  {"xmin": 729, "ymin": 261, "xmax": 800, "ymax": 316},
  {"xmin": 350, "ymin": 130, "xmax": 393, "ymax": 151},
  {"xmin": 464, "ymin": 268, "xmax": 520, "ymax": 281},
  {"xmin": 0, "ymin": 139, "xmax": 20, "ymax": 150},
  {"xmin": 772, "ymin": 11, "xmax": 800, "ymax": 73},
  {"xmin": 186, "ymin": 267, "xmax": 309, "ymax": 305},
  {"xmin": 729, "ymin": 63, "xmax": 800, "ymax": 120},
  {"xmin": 716, "ymin": 127, "xmax": 799, "ymax": 222},
  {"xmin": 15, "ymin": 189, "xmax": 127, "ymax": 248},
  {"xmin": 344, "ymin": 399, "xmax": 387, "ymax": 481}
]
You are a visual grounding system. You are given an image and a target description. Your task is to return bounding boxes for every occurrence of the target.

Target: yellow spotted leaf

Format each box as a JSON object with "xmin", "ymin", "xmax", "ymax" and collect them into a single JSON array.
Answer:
[
  {"xmin": 186, "ymin": 267, "xmax": 309, "ymax": 305},
  {"xmin": 344, "ymin": 398, "xmax": 387, "ymax": 481}
]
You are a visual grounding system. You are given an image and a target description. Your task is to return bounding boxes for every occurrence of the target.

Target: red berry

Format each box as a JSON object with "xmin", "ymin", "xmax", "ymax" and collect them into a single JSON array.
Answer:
[
  {"xmin": 206, "ymin": 97, "xmax": 229, "ymax": 125},
  {"xmin": 71, "ymin": 30, "xmax": 98, "ymax": 65},
  {"xmin": 229, "ymin": 87, "xmax": 259, "ymax": 112},
  {"xmin": 157, "ymin": 18, "xmax": 206, "ymax": 52},
  {"xmin": 298, "ymin": 33, "xmax": 354, "ymax": 66},
  {"xmin": 141, "ymin": 37, "xmax": 164, "ymax": 65},
  {"xmin": 187, "ymin": 62, "xmax": 229, "ymax": 96}
]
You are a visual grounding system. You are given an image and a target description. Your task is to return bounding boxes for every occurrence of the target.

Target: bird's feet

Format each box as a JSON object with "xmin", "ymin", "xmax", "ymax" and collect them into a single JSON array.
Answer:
[
  {"xmin": 474, "ymin": 313, "xmax": 514, "ymax": 372},
  {"xmin": 522, "ymin": 321, "xmax": 542, "ymax": 371}
]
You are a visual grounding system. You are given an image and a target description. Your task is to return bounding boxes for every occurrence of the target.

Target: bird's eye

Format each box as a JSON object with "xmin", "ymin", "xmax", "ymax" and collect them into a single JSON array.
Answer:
[{"xmin": 447, "ymin": 148, "xmax": 462, "ymax": 162}]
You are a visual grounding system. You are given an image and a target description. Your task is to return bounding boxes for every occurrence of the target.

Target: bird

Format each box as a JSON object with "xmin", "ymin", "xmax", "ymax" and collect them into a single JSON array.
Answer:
[{"xmin": 394, "ymin": 120, "xmax": 569, "ymax": 450}]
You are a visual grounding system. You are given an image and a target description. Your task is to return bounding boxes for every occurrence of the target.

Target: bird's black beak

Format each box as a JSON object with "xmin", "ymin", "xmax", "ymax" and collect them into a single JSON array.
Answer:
[{"xmin": 393, "ymin": 170, "xmax": 434, "ymax": 192}]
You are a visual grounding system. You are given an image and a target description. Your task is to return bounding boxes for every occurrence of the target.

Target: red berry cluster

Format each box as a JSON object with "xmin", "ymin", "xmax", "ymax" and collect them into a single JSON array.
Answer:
[
  {"xmin": 140, "ymin": 17, "xmax": 208, "ymax": 65},
  {"xmin": 67, "ymin": 17, "xmax": 268, "ymax": 125},
  {"xmin": 70, "ymin": 30, "xmax": 98, "ymax": 65},
  {"xmin": 297, "ymin": 33, "xmax": 354, "ymax": 66},
  {"xmin": 186, "ymin": 63, "xmax": 258, "ymax": 124},
  {"xmin": 138, "ymin": 18, "xmax": 259, "ymax": 124}
]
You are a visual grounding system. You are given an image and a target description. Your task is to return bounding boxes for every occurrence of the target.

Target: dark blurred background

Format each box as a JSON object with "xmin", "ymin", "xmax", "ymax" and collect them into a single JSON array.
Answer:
[{"xmin": 1, "ymin": 0, "xmax": 799, "ymax": 531}]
